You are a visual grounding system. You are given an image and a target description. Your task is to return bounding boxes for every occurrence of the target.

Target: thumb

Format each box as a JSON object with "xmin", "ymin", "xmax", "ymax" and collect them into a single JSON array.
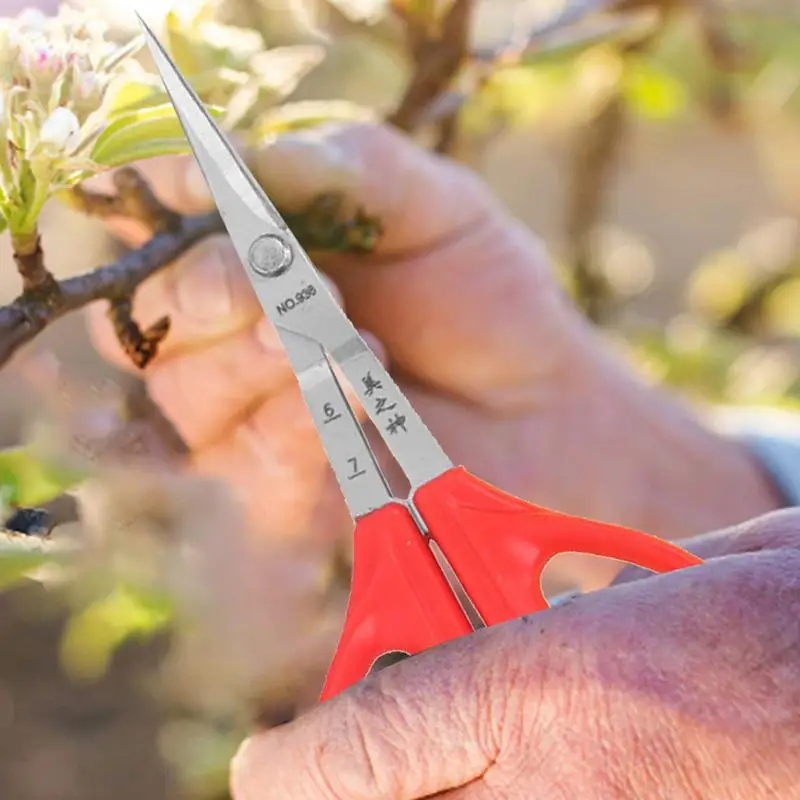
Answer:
[
  {"xmin": 249, "ymin": 121, "xmax": 495, "ymax": 259},
  {"xmin": 84, "ymin": 121, "xmax": 490, "ymax": 254},
  {"xmin": 229, "ymin": 628, "xmax": 518, "ymax": 800}
]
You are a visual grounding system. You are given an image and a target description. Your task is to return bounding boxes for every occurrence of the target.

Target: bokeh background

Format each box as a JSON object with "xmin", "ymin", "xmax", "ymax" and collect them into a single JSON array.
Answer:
[{"xmin": 3, "ymin": 1, "xmax": 800, "ymax": 798}]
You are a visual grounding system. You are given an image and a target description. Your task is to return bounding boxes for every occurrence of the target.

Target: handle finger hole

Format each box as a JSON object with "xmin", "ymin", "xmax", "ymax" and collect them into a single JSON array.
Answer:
[
  {"xmin": 541, "ymin": 552, "xmax": 634, "ymax": 598},
  {"xmin": 368, "ymin": 650, "xmax": 411, "ymax": 676}
]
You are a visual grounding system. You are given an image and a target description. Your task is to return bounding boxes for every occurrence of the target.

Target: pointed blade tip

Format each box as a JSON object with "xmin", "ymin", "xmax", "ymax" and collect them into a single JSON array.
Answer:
[{"xmin": 133, "ymin": 10, "xmax": 162, "ymax": 51}]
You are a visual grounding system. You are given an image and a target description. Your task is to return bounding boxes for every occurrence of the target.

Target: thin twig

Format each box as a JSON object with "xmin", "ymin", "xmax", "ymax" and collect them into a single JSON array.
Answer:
[
  {"xmin": 107, "ymin": 296, "xmax": 172, "ymax": 370},
  {"xmin": 0, "ymin": 211, "xmax": 224, "ymax": 369},
  {"xmin": 70, "ymin": 167, "xmax": 183, "ymax": 234},
  {"xmin": 565, "ymin": 88, "xmax": 627, "ymax": 322},
  {"xmin": 388, "ymin": 0, "xmax": 474, "ymax": 134},
  {"xmin": 0, "ymin": 182, "xmax": 381, "ymax": 371},
  {"xmin": 12, "ymin": 234, "xmax": 62, "ymax": 298}
]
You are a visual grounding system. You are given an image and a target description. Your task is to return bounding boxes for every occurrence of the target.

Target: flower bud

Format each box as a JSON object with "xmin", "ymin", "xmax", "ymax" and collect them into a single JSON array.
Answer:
[
  {"xmin": 70, "ymin": 70, "xmax": 107, "ymax": 119},
  {"xmin": 39, "ymin": 107, "xmax": 80, "ymax": 151},
  {"xmin": 20, "ymin": 41, "xmax": 64, "ymax": 85},
  {"xmin": 74, "ymin": 71, "xmax": 101, "ymax": 100}
]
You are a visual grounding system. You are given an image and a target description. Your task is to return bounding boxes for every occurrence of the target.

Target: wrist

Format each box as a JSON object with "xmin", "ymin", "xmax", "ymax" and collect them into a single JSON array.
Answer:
[
  {"xmin": 579, "ymin": 333, "xmax": 784, "ymax": 538},
  {"xmin": 532, "ymin": 318, "xmax": 785, "ymax": 541}
]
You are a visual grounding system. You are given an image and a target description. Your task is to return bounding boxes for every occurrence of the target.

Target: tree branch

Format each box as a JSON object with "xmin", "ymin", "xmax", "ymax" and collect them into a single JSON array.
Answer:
[
  {"xmin": 0, "ymin": 164, "xmax": 381, "ymax": 371},
  {"xmin": 0, "ymin": 211, "xmax": 223, "ymax": 369},
  {"xmin": 70, "ymin": 167, "xmax": 183, "ymax": 234},
  {"xmin": 388, "ymin": 0, "xmax": 473, "ymax": 137}
]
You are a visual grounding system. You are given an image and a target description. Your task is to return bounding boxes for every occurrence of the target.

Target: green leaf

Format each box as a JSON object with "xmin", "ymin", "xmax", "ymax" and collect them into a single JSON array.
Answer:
[
  {"xmin": 254, "ymin": 100, "xmax": 375, "ymax": 137},
  {"xmin": 164, "ymin": 9, "xmax": 204, "ymax": 75},
  {"xmin": 764, "ymin": 278, "xmax": 800, "ymax": 336},
  {"xmin": 107, "ymin": 78, "xmax": 166, "ymax": 115},
  {"xmin": 0, "ymin": 529, "xmax": 70, "ymax": 590},
  {"xmin": 95, "ymin": 138, "xmax": 204, "ymax": 167},
  {"xmin": 90, "ymin": 102, "xmax": 225, "ymax": 168},
  {"xmin": 60, "ymin": 583, "xmax": 173, "ymax": 681},
  {"xmin": 0, "ymin": 542, "xmax": 58, "ymax": 590},
  {"xmin": 623, "ymin": 59, "xmax": 687, "ymax": 120},
  {"xmin": 687, "ymin": 249, "xmax": 753, "ymax": 322},
  {"xmin": 108, "ymin": 68, "xmax": 249, "ymax": 117},
  {"xmin": 0, "ymin": 446, "xmax": 83, "ymax": 507},
  {"xmin": 195, "ymin": 21, "xmax": 264, "ymax": 71},
  {"xmin": 0, "ymin": 551, "xmax": 52, "ymax": 589}
]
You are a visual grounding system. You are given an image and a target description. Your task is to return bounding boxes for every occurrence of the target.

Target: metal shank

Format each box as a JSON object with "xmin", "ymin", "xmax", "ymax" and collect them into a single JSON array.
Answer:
[{"xmin": 137, "ymin": 16, "xmax": 453, "ymax": 516}]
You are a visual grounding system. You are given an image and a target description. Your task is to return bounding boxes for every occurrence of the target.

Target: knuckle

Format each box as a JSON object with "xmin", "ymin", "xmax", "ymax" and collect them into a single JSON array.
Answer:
[
  {"xmin": 164, "ymin": 233, "xmax": 257, "ymax": 326},
  {"xmin": 679, "ymin": 508, "xmax": 800, "ymax": 563},
  {"xmin": 310, "ymin": 685, "xmax": 397, "ymax": 799},
  {"xmin": 727, "ymin": 507, "xmax": 800, "ymax": 552},
  {"xmin": 213, "ymin": 235, "xmax": 260, "ymax": 302},
  {"xmin": 444, "ymin": 159, "xmax": 495, "ymax": 213}
]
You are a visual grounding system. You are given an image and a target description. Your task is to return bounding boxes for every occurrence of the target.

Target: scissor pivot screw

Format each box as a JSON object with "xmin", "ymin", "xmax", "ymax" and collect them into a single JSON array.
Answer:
[{"xmin": 248, "ymin": 234, "xmax": 293, "ymax": 278}]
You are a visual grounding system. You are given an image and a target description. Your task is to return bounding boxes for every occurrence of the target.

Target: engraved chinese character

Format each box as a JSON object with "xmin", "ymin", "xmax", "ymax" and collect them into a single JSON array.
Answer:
[
  {"xmin": 374, "ymin": 396, "xmax": 397, "ymax": 416},
  {"xmin": 362, "ymin": 371, "xmax": 383, "ymax": 397},
  {"xmin": 386, "ymin": 413, "xmax": 407, "ymax": 435}
]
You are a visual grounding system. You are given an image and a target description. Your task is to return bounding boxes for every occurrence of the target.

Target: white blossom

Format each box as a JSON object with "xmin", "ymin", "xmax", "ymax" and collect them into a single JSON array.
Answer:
[
  {"xmin": 0, "ymin": 6, "xmax": 143, "ymax": 232},
  {"xmin": 39, "ymin": 107, "xmax": 81, "ymax": 151}
]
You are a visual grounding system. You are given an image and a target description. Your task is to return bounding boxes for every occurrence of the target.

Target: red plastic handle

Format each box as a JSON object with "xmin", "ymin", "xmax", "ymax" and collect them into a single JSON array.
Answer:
[
  {"xmin": 319, "ymin": 502, "xmax": 473, "ymax": 702},
  {"xmin": 414, "ymin": 467, "xmax": 703, "ymax": 627}
]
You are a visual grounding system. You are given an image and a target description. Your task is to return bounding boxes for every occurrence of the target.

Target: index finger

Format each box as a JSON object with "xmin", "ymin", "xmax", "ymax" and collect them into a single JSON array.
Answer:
[
  {"xmin": 86, "ymin": 234, "xmax": 264, "ymax": 369},
  {"xmin": 87, "ymin": 233, "xmax": 347, "ymax": 372}
]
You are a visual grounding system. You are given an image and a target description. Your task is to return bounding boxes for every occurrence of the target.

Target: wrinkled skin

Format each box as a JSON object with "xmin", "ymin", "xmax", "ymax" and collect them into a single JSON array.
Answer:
[
  {"xmin": 2, "ymin": 0, "xmax": 787, "ymax": 790},
  {"xmin": 230, "ymin": 511, "xmax": 800, "ymax": 800}
]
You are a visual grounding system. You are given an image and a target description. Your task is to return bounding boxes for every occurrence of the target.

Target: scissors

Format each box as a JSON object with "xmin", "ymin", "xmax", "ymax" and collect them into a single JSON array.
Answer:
[{"xmin": 137, "ymin": 15, "xmax": 703, "ymax": 702}]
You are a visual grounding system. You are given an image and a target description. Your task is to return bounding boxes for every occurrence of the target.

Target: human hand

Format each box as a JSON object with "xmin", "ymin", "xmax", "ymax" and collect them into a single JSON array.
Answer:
[
  {"xmin": 230, "ymin": 509, "xmax": 800, "ymax": 799},
  {"xmin": 85, "ymin": 121, "xmax": 580, "ymax": 546},
  {"xmin": 87, "ymin": 122, "xmax": 781, "ymax": 580}
]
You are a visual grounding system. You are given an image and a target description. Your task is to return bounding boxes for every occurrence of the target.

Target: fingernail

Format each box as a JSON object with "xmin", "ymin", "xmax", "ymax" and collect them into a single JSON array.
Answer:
[
  {"xmin": 255, "ymin": 133, "xmax": 363, "ymax": 211},
  {"xmin": 231, "ymin": 735, "xmax": 255, "ymax": 768},
  {"xmin": 174, "ymin": 238, "xmax": 232, "ymax": 323},
  {"xmin": 229, "ymin": 737, "xmax": 255, "ymax": 800}
]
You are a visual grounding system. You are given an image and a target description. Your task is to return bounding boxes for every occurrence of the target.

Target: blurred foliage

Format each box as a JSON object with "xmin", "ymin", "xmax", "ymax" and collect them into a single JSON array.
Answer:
[
  {"xmin": 0, "ymin": 531, "xmax": 68, "ymax": 589},
  {"xmin": 59, "ymin": 581, "xmax": 173, "ymax": 680},
  {"xmin": 455, "ymin": 6, "xmax": 800, "ymax": 411},
  {"xmin": 0, "ymin": 444, "xmax": 82, "ymax": 507},
  {"xmin": 4, "ymin": 1, "xmax": 800, "ymax": 798}
]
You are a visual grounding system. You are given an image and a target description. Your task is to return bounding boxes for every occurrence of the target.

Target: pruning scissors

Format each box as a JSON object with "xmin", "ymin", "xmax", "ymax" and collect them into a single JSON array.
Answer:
[{"xmin": 137, "ymin": 16, "xmax": 703, "ymax": 703}]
